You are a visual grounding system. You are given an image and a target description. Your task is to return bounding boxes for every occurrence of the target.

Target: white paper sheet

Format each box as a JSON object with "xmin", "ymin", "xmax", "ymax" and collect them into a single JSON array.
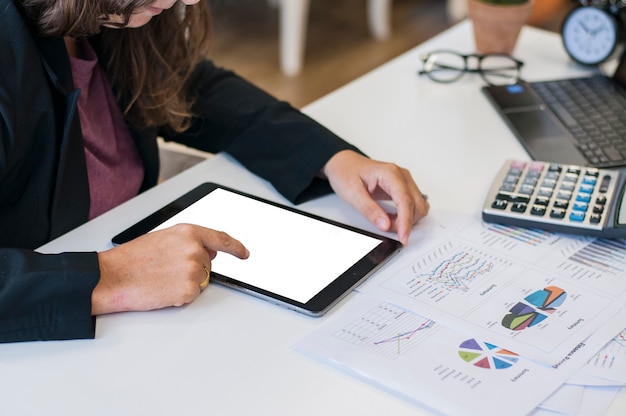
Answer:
[
  {"xmin": 357, "ymin": 211, "xmax": 626, "ymax": 365},
  {"xmin": 570, "ymin": 328, "xmax": 626, "ymax": 385},
  {"xmin": 294, "ymin": 293, "xmax": 597, "ymax": 416}
]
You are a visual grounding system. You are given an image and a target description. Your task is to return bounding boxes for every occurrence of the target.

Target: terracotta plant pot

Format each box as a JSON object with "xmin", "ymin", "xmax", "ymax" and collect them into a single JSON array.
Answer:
[
  {"xmin": 528, "ymin": 0, "xmax": 569, "ymax": 27},
  {"xmin": 467, "ymin": 0, "xmax": 535, "ymax": 54}
]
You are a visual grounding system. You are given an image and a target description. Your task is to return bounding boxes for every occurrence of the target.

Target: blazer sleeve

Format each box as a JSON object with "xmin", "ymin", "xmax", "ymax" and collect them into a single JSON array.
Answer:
[
  {"xmin": 160, "ymin": 60, "xmax": 364, "ymax": 204},
  {"xmin": 0, "ymin": 249, "xmax": 99, "ymax": 343}
]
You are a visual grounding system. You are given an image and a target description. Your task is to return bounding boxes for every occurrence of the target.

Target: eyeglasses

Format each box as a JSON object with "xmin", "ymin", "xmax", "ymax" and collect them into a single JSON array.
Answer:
[{"xmin": 418, "ymin": 50, "xmax": 524, "ymax": 86}]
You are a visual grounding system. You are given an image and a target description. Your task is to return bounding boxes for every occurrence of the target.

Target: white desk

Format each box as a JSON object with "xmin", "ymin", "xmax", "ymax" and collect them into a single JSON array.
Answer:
[{"xmin": 2, "ymin": 21, "xmax": 622, "ymax": 415}]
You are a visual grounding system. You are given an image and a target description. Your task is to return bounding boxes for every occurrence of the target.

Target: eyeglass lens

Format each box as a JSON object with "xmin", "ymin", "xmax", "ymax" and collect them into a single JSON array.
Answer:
[
  {"xmin": 422, "ymin": 52, "xmax": 466, "ymax": 83},
  {"xmin": 479, "ymin": 55, "xmax": 520, "ymax": 85}
]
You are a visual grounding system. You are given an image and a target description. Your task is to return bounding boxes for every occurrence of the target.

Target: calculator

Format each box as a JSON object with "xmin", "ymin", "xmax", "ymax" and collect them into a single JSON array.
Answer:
[{"xmin": 482, "ymin": 159, "xmax": 626, "ymax": 237}]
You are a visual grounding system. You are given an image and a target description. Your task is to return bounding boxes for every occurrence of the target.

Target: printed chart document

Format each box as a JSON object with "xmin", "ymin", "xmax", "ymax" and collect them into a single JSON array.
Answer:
[
  {"xmin": 294, "ymin": 293, "xmax": 612, "ymax": 416},
  {"xmin": 572, "ymin": 328, "xmax": 626, "ymax": 385},
  {"xmin": 357, "ymin": 212, "xmax": 626, "ymax": 365}
]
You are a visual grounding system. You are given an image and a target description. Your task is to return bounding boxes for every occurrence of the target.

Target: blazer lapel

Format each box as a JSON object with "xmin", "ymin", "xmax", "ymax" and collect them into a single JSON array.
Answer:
[{"xmin": 33, "ymin": 35, "xmax": 91, "ymax": 239}]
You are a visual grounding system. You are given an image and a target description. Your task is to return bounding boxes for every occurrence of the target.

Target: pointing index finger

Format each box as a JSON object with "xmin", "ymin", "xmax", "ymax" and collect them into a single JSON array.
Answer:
[{"xmin": 200, "ymin": 228, "xmax": 250, "ymax": 259}]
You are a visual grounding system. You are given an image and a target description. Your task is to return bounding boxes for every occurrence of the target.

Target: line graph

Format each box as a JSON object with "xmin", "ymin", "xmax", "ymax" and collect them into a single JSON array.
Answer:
[
  {"xmin": 387, "ymin": 240, "xmax": 519, "ymax": 303},
  {"xmin": 333, "ymin": 302, "xmax": 436, "ymax": 359},
  {"xmin": 373, "ymin": 319, "xmax": 435, "ymax": 347},
  {"xmin": 419, "ymin": 250, "xmax": 494, "ymax": 292}
]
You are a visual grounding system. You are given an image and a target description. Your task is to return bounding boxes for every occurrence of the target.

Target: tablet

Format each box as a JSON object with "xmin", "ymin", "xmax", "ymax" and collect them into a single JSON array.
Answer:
[{"xmin": 112, "ymin": 183, "xmax": 402, "ymax": 316}]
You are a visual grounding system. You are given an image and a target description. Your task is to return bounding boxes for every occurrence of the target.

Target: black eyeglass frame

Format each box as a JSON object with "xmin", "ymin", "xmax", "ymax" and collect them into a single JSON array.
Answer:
[{"xmin": 418, "ymin": 50, "xmax": 524, "ymax": 86}]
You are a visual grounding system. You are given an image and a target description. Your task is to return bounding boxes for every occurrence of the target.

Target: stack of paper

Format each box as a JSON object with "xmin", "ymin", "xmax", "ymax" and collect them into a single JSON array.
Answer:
[{"xmin": 294, "ymin": 211, "xmax": 626, "ymax": 415}]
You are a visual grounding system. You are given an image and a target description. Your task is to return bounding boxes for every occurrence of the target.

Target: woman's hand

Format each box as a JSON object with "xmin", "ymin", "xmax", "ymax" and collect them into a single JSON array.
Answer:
[
  {"xmin": 92, "ymin": 224, "xmax": 249, "ymax": 315},
  {"xmin": 322, "ymin": 150, "xmax": 429, "ymax": 245}
]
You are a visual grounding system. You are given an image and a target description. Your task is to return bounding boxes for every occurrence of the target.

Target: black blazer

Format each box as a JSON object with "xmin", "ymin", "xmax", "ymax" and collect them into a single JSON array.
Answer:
[{"xmin": 0, "ymin": 0, "xmax": 359, "ymax": 342}]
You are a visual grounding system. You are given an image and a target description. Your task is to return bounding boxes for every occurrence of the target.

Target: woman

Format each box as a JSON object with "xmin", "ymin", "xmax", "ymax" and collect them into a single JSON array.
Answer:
[{"xmin": 0, "ymin": 0, "xmax": 429, "ymax": 343}]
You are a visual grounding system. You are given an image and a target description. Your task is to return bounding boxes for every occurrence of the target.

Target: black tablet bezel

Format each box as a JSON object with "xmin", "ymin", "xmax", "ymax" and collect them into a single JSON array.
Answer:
[{"xmin": 111, "ymin": 182, "xmax": 402, "ymax": 316}]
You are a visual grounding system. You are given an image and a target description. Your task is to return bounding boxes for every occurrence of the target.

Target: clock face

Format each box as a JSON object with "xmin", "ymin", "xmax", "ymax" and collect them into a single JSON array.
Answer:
[{"xmin": 562, "ymin": 7, "xmax": 619, "ymax": 65}]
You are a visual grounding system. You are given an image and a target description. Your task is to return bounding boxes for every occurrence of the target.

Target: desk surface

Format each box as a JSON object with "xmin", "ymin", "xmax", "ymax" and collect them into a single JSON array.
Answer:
[{"xmin": 3, "ymin": 21, "xmax": 621, "ymax": 415}]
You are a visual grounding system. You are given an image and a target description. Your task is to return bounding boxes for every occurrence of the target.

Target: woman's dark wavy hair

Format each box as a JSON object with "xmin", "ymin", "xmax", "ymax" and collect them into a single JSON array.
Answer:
[{"xmin": 20, "ymin": 0, "xmax": 212, "ymax": 132}]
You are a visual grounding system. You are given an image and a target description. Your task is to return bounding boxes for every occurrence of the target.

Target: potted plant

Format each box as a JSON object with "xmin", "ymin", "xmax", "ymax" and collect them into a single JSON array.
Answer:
[{"xmin": 468, "ymin": 0, "xmax": 535, "ymax": 54}]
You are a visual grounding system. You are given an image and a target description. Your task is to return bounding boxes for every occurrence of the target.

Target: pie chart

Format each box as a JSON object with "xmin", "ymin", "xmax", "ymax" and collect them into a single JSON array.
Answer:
[
  {"xmin": 458, "ymin": 338, "xmax": 519, "ymax": 370},
  {"xmin": 502, "ymin": 286, "xmax": 567, "ymax": 331}
]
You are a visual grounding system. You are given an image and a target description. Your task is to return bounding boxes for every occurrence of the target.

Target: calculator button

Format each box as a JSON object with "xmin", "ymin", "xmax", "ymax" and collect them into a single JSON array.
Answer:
[
  {"xmin": 534, "ymin": 197, "xmax": 550, "ymax": 206},
  {"xmin": 522, "ymin": 178, "xmax": 538, "ymax": 188},
  {"xmin": 499, "ymin": 183, "xmax": 516, "ymax": 192},
  {"xmin": 579, "ymin": 184, "xmax": 594, "ymax": 194},
  {"xmin": 511, "ymin": 202, "xmax": 527, "ymax": 213},
  {"xmin": 531, "ymin": 206, "xmax": 546, "ymax": 216},
  {"xmin": 585, "ymin": 168, "xmax": 599, "ymax": 177},
  {"xmin": 573, "ymin": 202, "xmax": 589, "ymax": 212},
  {"xmin": 545, "ymin": 172, "xmax": 560, "ymax": 180},
  {"xmin": 563, "ymin": 174, "xmax": 579, "ymax": 183},
  {"xmin": 592, "ymin": 205, "xmax": 604, "ymax": 214},
  {"xmin": 504, "ymin": 174, "xmax": 520, "ymax": 184},
  {"xmin": 491, "ymin": 199, "xmax": 508, "ymax": 210},
  {"xmin": 590, "ymin": 214, "xmax": 602, "ymax": 224},
  {"xmin": 556, "ymin": 191, "xmax": 572, "ymax": 201},
  {"xmin": 576, "ymin": 193, "xmax": 592, "ymax": 203},
  {"xmin": 554, "ymin": 200, "xmax": 569, "ymax": 209},
  {"xmin": 550, "ymin": 209, "xmax": 566, "ymax": 219},
  {"xmin": 569, "ymin": 211, "xmax": 585, "ymax": 222},
  {"xmin": 582, "ymin": 176, "xmax": 597, "ymax": 185},
  {"xmin": 541, "ymin": 179, "xmax": 557, "ymax": 188},
  {"xmin": 567, "ymin": 166, "xmax": 581, "ymax": 175},
  {"xmin": 599, "ymin": 175, "xmax": 611, "ymax": 193},
  {"xmin": 536, "ymin": 188, "xmax": 552, "ymax": 198},
  {"xmin": 548, "ymin": 164, "xmax": 561, "ymax": 172},
  {"xmin": 518, "ymin": 185, "xmax": 534, "ymax": 195},
  {"xmin": 596, "ymin": 196, "xmax": 607, "ymax": 205},
  {"xmin": 559, "ymin": 182, "xmax": 575, "ymax": 191}
]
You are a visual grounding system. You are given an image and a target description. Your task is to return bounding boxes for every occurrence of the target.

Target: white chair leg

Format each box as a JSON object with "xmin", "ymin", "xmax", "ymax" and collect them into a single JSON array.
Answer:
[
  {"xmin": 367, "ymin": 0, "xmax": 392, "ymax": 40},
  {"xmin": 278, "ymin": 0, "xmax": 310, "ymax": 76},
  {"xmin": 446, "ymin": 0, "xmax": 467, "ymax": 22}
]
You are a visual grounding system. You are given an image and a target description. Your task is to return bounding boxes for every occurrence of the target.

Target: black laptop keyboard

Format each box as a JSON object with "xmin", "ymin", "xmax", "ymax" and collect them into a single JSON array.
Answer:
[{"xmin": 531, "ymin": 77, "xmax": 626, "ymax": 168}]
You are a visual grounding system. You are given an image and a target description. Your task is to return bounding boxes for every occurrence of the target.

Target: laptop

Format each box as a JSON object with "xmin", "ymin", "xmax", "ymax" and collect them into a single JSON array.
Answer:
[{"xmin": 482, "ymin": 52, "xmax": 626, "ymax": 168}]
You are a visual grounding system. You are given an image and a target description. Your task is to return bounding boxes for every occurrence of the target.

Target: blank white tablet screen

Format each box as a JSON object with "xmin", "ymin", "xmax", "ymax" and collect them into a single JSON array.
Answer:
[{"xmin": 153, "ymin": 188, "xmax": 381, "ymax": 303}]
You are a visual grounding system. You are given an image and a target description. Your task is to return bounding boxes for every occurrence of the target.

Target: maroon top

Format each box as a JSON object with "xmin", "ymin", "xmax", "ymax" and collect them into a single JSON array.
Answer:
[{"xmin": 70, "ymin": 40, "xmax": 144, "ymax": 219}]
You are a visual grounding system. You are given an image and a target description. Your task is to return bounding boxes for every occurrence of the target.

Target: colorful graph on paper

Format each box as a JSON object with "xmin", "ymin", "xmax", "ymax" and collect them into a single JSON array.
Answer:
[
  {"xmin": 482, "ymin": 223, "xmax": 553, "ymax": 247},
  {"xmin": 411, "ymin": 241, "xmax": 504, "ymax": 293},
  {"xmin": 379, "ymin": 240, "xmax": 521, "ymax": 304},
  {"xmin": 502, "ymin": 286, "xmax": 567, "ymax": 331},
  {"xmin": 333, "ymin": 302, "xmax": 435, "ymax": 359},
  {"xmin": 419, "ymin": 251, "xmax": 494, "ymax": 292},
  {"xmin": 458, "ymin": 339, "xmax": 519, "ymax": 370},
  {"xmin": 590, "ymin": 329, "xmax": 626, "ymax": 370},
  {"xmin": 564, "ymin": 239, "xmax": 626, "ymax": 275}
]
